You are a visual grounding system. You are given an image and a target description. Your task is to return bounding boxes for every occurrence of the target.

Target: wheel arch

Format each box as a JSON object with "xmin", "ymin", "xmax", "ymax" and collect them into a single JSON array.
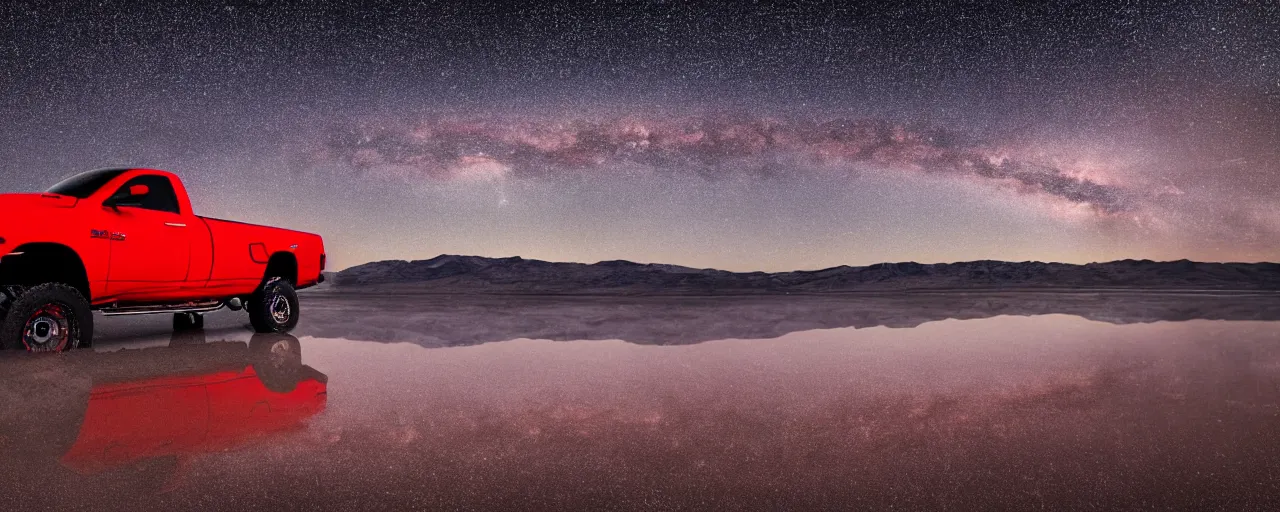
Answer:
[
  {"xmin": 263, "ymin": 252, "xmax": 299, "ymax": 286},
  {"xmin": 0, "ymin": 243, "xmax": 92, "ymax": 302}
]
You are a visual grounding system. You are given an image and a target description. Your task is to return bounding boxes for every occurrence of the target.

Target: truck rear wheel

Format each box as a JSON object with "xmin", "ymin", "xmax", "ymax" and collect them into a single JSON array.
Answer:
[
  {"xmin": 0, "ymin": 283, "xmax": 92, "ymax": 352},
  {"xmin": 248, "ymin": 278, "xmax": 299, "ymax": 333}
]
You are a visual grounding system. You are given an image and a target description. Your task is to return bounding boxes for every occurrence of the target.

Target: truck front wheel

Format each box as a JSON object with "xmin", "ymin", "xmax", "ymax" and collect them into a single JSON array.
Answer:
[
  {"xmin": 248, "ymin": 278, "xmax": 300, "ymax": 334},
  {"xmin": 0, "ymin": 283, "xmax": 93, "ymax": 352}
]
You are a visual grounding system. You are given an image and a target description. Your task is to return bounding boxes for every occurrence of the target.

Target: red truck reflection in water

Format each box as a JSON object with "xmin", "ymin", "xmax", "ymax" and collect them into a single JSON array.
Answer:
[{"xmin": 53, "ymin": 333, "xmax": 327, "ymax": 475}]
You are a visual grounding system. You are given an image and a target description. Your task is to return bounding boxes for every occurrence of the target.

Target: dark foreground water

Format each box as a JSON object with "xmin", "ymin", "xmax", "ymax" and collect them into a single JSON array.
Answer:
[{"xmin": 3, "ymin": 292, "xmax": 1280, "ymax": 510}]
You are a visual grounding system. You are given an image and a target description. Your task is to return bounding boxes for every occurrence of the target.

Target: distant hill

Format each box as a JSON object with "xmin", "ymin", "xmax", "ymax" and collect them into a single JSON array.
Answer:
[{"xmin": 329, "ymin": 255, "xmax": 1280, "ymax": 294}]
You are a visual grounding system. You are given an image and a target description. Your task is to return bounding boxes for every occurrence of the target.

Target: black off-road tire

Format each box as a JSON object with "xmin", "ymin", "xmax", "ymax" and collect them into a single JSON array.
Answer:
[
  {"xmin": 0, "ymin": 285, "xmax": 22, "ymax": 345},
  {"xmin": 248, "ymin": 278, "xmax": 300, "ymax": 334},
  {"xmin": 0, "ymin": 283, "xmax": 93, "ymax": 352}
]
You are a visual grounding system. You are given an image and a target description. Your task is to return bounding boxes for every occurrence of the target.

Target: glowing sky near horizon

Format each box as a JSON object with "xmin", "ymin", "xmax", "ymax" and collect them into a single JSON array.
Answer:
[{"xmin": 0, "ymin": 1, "xmax": 1276, "ymax": 271}]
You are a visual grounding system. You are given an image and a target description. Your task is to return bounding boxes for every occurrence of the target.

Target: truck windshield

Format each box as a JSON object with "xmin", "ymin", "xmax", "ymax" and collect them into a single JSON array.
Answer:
[{"xmin": 46, "ymin": 169, "xmax": 129, "ymax": 198}]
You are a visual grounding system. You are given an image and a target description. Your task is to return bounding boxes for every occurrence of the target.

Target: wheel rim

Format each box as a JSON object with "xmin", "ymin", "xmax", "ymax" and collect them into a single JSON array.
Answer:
[
  {"xmin": 269, "ymin": 293, "xmax": 291, "ymax": 325},
  {"xmin": 23, "ymin": 303, "xmax": 73, "ymax": 352}
]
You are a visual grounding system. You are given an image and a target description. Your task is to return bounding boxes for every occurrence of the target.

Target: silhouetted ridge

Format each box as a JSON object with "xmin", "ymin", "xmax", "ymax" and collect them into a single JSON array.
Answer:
[{"xmin": 333, "ymin": 255, "xmax": 1280, "ymax": 293}]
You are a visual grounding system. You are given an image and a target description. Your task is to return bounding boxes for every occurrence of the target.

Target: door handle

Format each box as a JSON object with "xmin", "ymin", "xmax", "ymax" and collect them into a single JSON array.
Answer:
[{"xmin": 164, "ymin": 222, "xmax": 187, "ymax": 228}]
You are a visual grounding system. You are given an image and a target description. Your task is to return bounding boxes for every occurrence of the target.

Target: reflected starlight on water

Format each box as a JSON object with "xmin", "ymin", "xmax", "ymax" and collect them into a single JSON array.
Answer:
[{"xmin": 3, "ymin": 295, "xmax": 1279, "ymax": 509}]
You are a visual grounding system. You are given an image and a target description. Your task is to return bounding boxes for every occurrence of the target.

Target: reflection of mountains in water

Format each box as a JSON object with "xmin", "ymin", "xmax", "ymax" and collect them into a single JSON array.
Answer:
[{"xmin": 298, "ymin": 291, "xmax": 1280, "ymax": 348}]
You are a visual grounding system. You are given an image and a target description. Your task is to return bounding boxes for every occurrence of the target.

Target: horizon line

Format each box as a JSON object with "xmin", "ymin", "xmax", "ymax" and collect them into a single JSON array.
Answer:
[{"xmin": 329, "ymin": 254, "xmax": 1280, "ymax": 274}]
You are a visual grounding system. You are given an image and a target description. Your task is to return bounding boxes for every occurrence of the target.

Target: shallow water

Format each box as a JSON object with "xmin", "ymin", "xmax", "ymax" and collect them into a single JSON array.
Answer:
[{"xmin": 3, "ymin": 293, "xmax": 1280, "ymax": 510}]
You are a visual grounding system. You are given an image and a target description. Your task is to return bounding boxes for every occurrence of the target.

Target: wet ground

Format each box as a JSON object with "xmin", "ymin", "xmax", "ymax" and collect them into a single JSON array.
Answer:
[{"xmin": 3, "ymin": 292, "xmax": 1280, "ymax": 510}]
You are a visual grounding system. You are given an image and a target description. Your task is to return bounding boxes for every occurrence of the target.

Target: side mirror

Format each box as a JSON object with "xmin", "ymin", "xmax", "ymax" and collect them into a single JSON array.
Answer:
[{"xmin": 104, "ymin": 184, "xmax": 149, "ymax": 209}]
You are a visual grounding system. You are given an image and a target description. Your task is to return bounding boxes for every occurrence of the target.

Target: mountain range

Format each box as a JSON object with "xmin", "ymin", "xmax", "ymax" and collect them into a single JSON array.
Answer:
[{"xmin": 330, "ymin": 255, "xmax": 1280, "ymax": 294}]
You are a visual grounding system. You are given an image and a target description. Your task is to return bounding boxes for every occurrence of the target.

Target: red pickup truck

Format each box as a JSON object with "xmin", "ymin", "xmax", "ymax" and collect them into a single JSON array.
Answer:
[{"xmin": 0, "ymin": 168, "xmax": 326, "ymax": 352}]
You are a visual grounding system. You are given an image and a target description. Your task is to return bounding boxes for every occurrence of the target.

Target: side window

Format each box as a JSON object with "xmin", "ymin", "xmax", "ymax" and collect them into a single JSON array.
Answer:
[{"xmin": 111, "ymin": 175, "xmax": 181, "ymax": 214}]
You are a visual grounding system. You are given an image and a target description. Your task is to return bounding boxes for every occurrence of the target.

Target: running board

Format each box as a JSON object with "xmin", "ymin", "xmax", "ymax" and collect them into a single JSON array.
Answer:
[{"xmin": 100, "ymin": 301, "xmax": 226, "ymax": 317}]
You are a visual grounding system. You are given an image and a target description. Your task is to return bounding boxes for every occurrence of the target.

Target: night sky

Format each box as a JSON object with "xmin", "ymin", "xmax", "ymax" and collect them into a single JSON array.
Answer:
[{"xmin": 1, "ymin": 1, "xmax": 1277, "ymax": 271}]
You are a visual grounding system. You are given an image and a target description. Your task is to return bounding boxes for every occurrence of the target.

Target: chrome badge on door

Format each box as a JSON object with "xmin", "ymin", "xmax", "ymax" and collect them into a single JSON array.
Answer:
[{"xmin": 91, "ymin": 229, "xmax": 126, "ymax": 241}]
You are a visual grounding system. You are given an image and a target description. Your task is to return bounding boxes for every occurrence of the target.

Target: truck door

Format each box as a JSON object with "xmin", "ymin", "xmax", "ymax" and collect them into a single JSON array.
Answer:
[{"xmin": 103, "ymin": 174, "xmax": 193, "ymax": 298}]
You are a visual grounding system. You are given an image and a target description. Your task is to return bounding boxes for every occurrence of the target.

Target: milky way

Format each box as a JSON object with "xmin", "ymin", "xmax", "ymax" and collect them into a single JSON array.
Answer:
[
  {"xmin": 0, "ymin": 1, "xmax": 1276, "ymax": 270},
  {"xmin": 325, "ymin": 116, "xmax": 1138, "ymax": 214}
]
